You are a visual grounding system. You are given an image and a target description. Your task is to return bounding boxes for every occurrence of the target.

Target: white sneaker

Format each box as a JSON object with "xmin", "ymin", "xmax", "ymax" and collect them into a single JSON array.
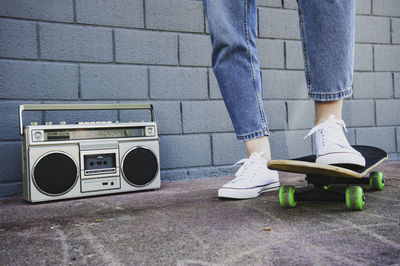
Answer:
[
  {"xmin": 218, "ymin": 151, "xmax": 280, "ymax": 199},
  {"xmin": 304, "ymin": 114, "xmax": 366, "ymax": 166}
]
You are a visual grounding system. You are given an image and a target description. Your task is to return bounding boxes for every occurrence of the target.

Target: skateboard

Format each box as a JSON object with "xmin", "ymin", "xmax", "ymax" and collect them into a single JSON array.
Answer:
[{"xmin": 267, "ymin": 145, "xmax": 388, "ymax": 211}]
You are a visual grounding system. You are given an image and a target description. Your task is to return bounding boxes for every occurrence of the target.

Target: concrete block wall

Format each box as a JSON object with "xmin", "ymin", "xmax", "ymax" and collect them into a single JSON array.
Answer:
[{"xmin": 0, "ymin": 0, "xmax": 399, "ymax": 198}]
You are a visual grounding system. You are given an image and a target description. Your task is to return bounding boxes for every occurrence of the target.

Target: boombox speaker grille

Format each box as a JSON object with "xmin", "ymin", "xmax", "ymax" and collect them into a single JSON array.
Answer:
[
  {"xmin": 122, "ymin": 147, "xmax": 158, "ymax": 186},
  {"xmin": 33, "ymin": 152, "xmax": 78, "ymax": 196}
]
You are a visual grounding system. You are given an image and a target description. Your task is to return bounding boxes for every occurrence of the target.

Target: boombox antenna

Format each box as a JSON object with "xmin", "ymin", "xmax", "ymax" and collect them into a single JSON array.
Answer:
[{"xmin": 19, "ymin": 103, "xmax": 155, "ymax": 135}]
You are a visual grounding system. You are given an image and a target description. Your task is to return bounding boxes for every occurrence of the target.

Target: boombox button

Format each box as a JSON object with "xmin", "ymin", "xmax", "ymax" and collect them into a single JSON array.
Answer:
[
  {"xmin": 145, "ymin": 126, "xmax": 155, "ymax": 136},
  {"xmin": 32, "ymin": 130, "xmax": 44, "ymax": 142}
]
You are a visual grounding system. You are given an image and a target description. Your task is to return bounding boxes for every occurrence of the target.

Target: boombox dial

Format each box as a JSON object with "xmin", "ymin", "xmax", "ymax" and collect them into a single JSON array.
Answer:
[
  {"xmin": 33, "ymin": 152, "xmax": 78, "ymax": 196},
  {"xmin": 122, "ymin": 147, "xmax": 158, "ymax": 186}
]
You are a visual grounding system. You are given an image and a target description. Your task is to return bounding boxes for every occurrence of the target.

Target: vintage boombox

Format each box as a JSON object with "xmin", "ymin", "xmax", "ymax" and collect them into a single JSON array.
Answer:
[{"xmin": 19, "ymin": 104, "xmax": 160, "ymax": 203}]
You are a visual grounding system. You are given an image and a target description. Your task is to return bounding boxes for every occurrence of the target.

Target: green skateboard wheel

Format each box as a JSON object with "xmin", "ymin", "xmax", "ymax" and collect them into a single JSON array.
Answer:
[
  {"xmin": 279, "ymin": 185, "xmax": 297, "ymax": 208},
  {"xmin": 369, "ymin": 171, "xmax": 384, "ymax": 191},
  {"xmin": 345, "ymin": 186, "xmax": 365, "ymax": 211}
]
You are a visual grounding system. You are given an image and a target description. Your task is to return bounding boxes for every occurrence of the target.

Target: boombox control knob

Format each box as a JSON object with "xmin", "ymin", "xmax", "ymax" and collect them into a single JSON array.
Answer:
[
  {"xmin": 60, "ymin": 121, "xmax": 67, "ymax": 125},
  {"xmin": 145, "ymin": 126, "xmax": 155, "ymax": 136},
  {"xmin": 34, "ymin": 131, "xmax": 42, "ymax": 139},
  {"xmin": 45, "ymin": 121, "xmax": 52, "ymax": 125},
  {"xmin": 32, "ymin": 130, "xmax": 44, "ymax": 142}
]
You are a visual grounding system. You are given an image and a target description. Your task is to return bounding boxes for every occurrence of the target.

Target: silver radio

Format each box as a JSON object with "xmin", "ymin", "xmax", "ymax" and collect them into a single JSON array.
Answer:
[{"xmin": 19, "ymin": 104, "xmax": 160, "ymax": 203}]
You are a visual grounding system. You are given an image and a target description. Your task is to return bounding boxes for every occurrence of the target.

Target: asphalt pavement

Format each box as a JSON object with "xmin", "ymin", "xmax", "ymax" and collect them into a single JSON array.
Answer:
[{"xmin": 1, "ymin": 161, "xmax": 399, "ymax": 265}]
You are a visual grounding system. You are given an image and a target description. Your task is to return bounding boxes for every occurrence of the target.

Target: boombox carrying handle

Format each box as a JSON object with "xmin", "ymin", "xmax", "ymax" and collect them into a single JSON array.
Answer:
[{"xmin": 19, "ymin": 103, "xmax": 155, "ymax": 135}]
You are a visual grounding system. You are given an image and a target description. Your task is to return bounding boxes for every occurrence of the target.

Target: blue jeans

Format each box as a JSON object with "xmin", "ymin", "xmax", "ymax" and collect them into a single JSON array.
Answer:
[{"xmin": 203, "ymin": 0, "xmax": 355, "ymax": 141}]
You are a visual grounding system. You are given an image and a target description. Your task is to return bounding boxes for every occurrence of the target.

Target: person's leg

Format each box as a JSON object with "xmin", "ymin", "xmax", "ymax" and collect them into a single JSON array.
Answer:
[
  {"xmin": 203, "ymin": 0, "xmax": 279, "ymax": 198},
  {"xmin": 314, "ymin": 99, "xmax": 343, "ymax": 126},
  {"xmin": 244, "ymin": 136, "xmax": 272, "ymax": 160},
  {"xmin": 203, "ymin": 0, "xmax": 272, "ymax": 158},
  {"xmin": 297, "ymin": 0, "xmax": 355, "ymax": 102},
  {"xmin": 203, "ymin": 0, "xmax": 269, "ymax": 143},
  {"xmin": 297, "ymin": 0, "xmax": 365, "ymax": 166}
]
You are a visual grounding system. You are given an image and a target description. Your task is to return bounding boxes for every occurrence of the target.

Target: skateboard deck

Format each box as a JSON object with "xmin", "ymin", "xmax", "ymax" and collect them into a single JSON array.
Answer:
[{"xmin": 267, "ymin": 145, "xmax": 388, "ymax": 178}]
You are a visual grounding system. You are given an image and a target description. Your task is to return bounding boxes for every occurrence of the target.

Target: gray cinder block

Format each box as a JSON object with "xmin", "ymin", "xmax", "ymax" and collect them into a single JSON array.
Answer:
[
  {"xmin": 209, "ymin": 70, "xmax": 222, "ymax": 99},
  {"xmin": 395, "ymin": 73, "xmax": 400, "ymax": 98},
  {"xmin": 0, "ymin": 19, "xmax": 37, "ymax": 59},
  {"xmin": 0, "ymin": 142, "xmax": 22, "ymax": 183},
  {"xmin": 160, "ymin": 169, "xmax": 188, "ymax": 182},
  {"xmin": 354, "ymin": 44, "xmax": 373, "ymax": 71},
  {"xmin": 150, "ymin": 67, "xmax": 208, "ymax": 99},
  {"xmin": 152, "ymin": 101, "xmax": 182, "ymax": 135},
  {"xmin": 115, "ymin": 29, "xmax": 178, "ymax": 65},
  {"xmin": 262, "ymin": 70, "xmax": 308, "ymax": 99},
  {"xmin": 256, "ymin": 39, "xmax": 285, "ymax": 69},
  {"xmin": 179, "ymin": 34, "xmax": 212, "ymax": 67},
  {"xmin": 0, "ymin": 61, "xmax": 78, "ymax": 100},
  {"xmin": 376, "ymin": 99, "xmax": 400, "ymax": 126},
  {"xmin": 80, "ymin": 64, "xmax": 148, "ymax": 100},
  {"xmin": 258, "ymin": 8, "xmax": 300, "ymax": 39},
  {"xmin": 353, "ymin": 72, "xmax": 393, "ymax": 98},
  {"xmin": 182, "ymin": 101, "xmax": 233, "ymax": 133},
  {"xmin": 76, "ymin": 0, "xmax": 144, "ymax": 28},
  {"xmin": 285, "ymin": 40, "xmax": 304, "ymax": 70},
  {"xmin": 0, "ymin": 182, "xmax": 22, "ymax": 199},
  {"xmin": 356, "ymin": 127, "xmax": 396, "ymax": 152},
  {"xmin": 0, "ymin": 0, "xmax": 74, "ymax": 22},
  {"xmin": 146, "ymin": 0, "xmax": 204, "ymax": 33},
  {"xmin": 40, "ymin": 23, "xmax": 113, "ymax": 62},
  {"xmin": 374, "ymin": 45, "xmax": 400, "ymax": 71},
  {"xmin": 392, "ymin": 18, "xmax": 400, "ymax": 44},
  {"xmin": 355, "ymin": 16, "xmax": 390, "ymax": 44},
  {"xmin": 283, "ymin": 0, "xmax": 298, "ymax": 10},
  {"xmin": 264, "ymin": 100, "xmax": 287, "ymax": 130},
  {"xmin": 159, "ymin": 134, "xmax": 211, "ymax": 168},
  {"xmin": 212, "ymin": 133, "xmax": 247, "ymax": 165},
  {"xmin": 355, "ymin": 0, "xmax": 371, "ymax": 15},
  {"xmin": 372, "ymin": 0, "xmax": 400, "ymax": 17},
  {"xmin": 287, "ymin": 100, "xmax": 314, "ymax": 130},
  {"xmin": 343, "ymin": 100, "xmax": 375, "ymax": 127},
  {"xmin": 269, "ymin": 129, "xmax": 312, "ymax": 159},
  {"xmin": 258, "ymin": 0, "xmax": 282, "ymax": 8},
  {"xmin": 397, "ymin": 127, "xmax": 400, "ymax": 152}
]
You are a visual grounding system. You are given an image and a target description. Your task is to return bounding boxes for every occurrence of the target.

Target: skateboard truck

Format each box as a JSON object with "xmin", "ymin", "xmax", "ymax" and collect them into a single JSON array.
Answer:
[{"xmin": 279, "ymin": 171, "xmax": 385, "ymax": 211}]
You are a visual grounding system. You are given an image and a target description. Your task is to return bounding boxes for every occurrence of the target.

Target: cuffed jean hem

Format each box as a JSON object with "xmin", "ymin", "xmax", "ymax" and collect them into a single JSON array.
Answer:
[
  {"xmin": 236, "ymin": 129, "xmax": 270, "ymax": 142},
  {"xmin": 308, "ymin": 87, "xmax": 353, "ymax": 102}
]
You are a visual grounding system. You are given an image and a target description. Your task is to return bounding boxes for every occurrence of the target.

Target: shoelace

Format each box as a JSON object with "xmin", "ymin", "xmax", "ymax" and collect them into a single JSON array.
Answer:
[
  {"xmin": 232, "ymin": 151, "xmax": 266, "ymax": 182},
  {"xmin": 303, "ymin": 115, "xmax": 348, "ymax": 148}
]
